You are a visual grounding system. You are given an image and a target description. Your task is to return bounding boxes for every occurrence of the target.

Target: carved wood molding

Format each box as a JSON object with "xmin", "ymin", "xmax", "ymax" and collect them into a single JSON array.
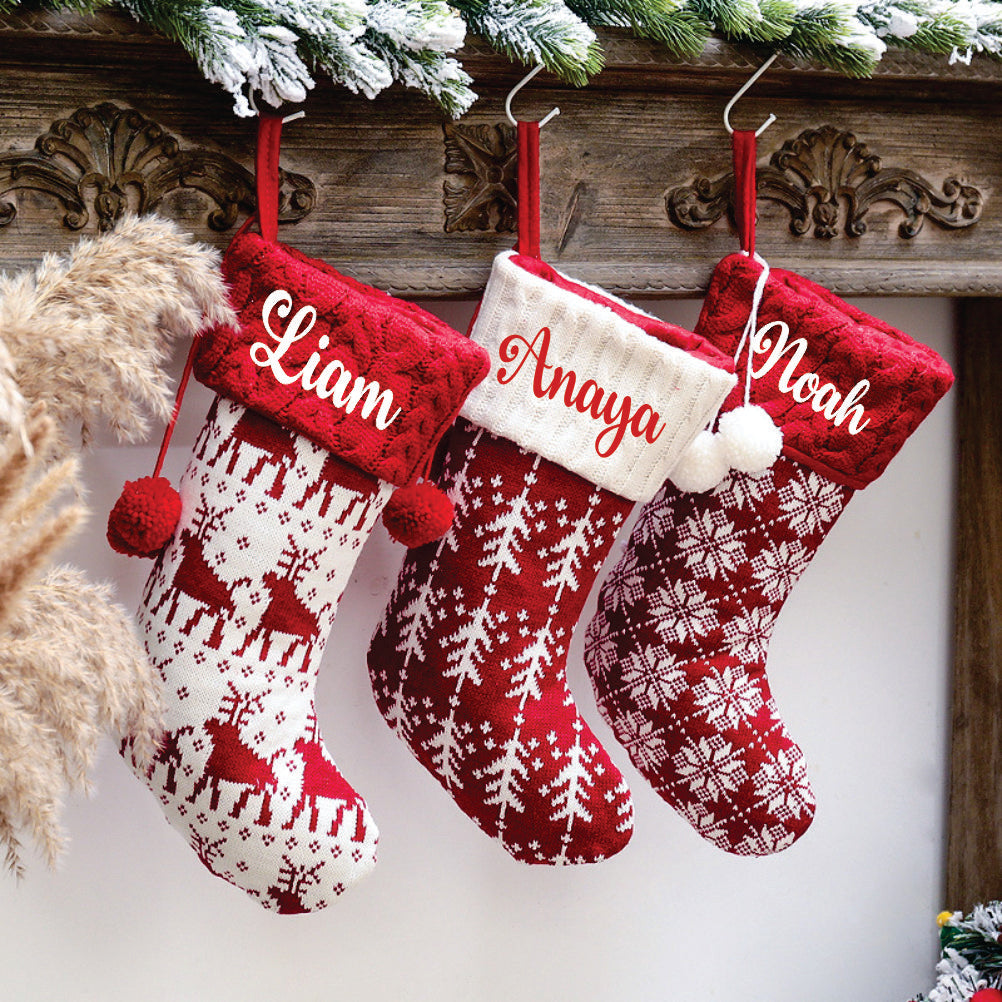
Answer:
[
  {"xmin": 666, "ymin": 125, "xmax": 984, "ymax": 239},
  {"xmin": 442, "ymin": 122, "xmax": 517, "ymax": 233},
  {"xmin": 0, "ymin": 102, "xmax": 315, "ymax": 233}
]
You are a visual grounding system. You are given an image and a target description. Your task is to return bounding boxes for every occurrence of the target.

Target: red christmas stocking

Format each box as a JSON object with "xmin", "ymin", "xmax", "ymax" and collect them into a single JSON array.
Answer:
[
  {"xmin": 368, "ymin": 251, "xmax": 736, "ymax": 864},
  {"xmin": 114, "ymin": 225, "xmax": 487, "ymax": 910},
  {"xmin": 584, "ymin": 253, "xmax": 953, "ymax": 856}
]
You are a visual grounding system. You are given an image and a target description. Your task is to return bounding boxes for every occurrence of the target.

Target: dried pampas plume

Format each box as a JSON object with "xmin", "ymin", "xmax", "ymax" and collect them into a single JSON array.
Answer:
[
  {"xmin": 0, "ymin": 213, "xmax": 236, "ymax": 446},
  {"xmin": 0, "ymin": 214, "xmax": 235, "ymax": 875}
]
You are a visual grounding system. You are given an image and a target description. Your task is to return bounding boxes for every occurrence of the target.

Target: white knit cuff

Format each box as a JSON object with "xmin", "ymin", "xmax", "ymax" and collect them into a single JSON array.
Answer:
[{"xmin": 460, "ymin": 252, "xmax": 737, "ymax": 502}]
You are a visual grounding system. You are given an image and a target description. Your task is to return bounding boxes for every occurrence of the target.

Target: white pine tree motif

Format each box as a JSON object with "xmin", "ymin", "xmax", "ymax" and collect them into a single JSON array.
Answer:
[
  {"xmin": 547, "ymin": 721, "xmax": 596, "ymax": 863},
  {"xmin": 441, "ymin": 585, "xmax": 506, "ymax": 689},
  {"xmin": 481, "ymin": 727, "xmax": 531, "ymax": 820},
  {"xmin": 541, "ymin": 489, "xmax": 603, "ymax": 595},
  {"xmin": 506, "ymin": 624, "xmax": 553, "ymax": 704},
  {"xmin": 393, "ymin": 573, "xmax": 444, "ymax": 662},
  {"xmin": 424, "ymin": 695, "xmax": 469, "ymax": 791},
  {"xmin": 440, "ymin": 430, "xmax": 485, "ymax": 553},
  {"xmin": 478, "ymin": 462, "xmax": 542, "ymax": 578},
  {"xmin": 378, "ymin": 671, "xmax": 414, "ymax": 741}
]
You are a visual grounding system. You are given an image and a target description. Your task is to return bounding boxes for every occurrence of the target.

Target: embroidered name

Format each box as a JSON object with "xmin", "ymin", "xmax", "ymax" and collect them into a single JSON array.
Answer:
[
  {"xmin": 750, "ymin": 321, "xmax": 870, "ymax": 434},
  {"xmin": 250, "ymin": 289, "xmax": 401, "ymax": 431},
  {"xmin": 496, "ymin": 326, "xmax": 665, "ymax": 458}
]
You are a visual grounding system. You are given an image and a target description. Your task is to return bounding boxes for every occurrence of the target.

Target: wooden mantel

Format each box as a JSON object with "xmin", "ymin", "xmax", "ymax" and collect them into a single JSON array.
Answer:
[
  {"xmin": 1, "ymin": 9, "xmax": 1001, "ymax": 911},
  {"xmin": 1, "ymin": 10, "xmax": 1001, "ymax": 297}
]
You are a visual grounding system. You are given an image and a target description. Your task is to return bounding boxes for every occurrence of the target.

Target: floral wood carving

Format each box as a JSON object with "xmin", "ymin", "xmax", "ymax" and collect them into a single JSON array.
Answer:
[
  {"xmin": 666, "ymin": 125, "xmax": 983, "ymax": 239},
  {"xmin": 0, "ymin": 103, "xmax": 315, "ymax": 232},
  {"xmin": 443, "ymin": 122, "xmax": 517, "ymax": 233}
]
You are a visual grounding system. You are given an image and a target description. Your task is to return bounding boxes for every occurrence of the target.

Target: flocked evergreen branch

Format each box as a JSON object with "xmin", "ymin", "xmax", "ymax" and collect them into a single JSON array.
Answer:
[
  {"xmin": 782, "ymin": 1, "xmax": 885, "ymax": 77},
  {"xmin": 4, "ymin": 1, "xmax": 1002, "ymax": 133},
  {"xmin": 449, "ymin": 0, "xmax": 602, "ymax": 86},
  {"xmin": 910, "ymin": 904, "xmax": 1002, "ymax": 1002},
  {"xmin": 566, "ymin": 0, "xmax": 708, "ymax": 56}
]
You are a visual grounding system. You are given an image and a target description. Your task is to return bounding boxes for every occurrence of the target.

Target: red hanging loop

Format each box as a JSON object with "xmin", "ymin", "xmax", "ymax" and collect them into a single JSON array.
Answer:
[
  {"xmin": 256, "ymin": 112, "xmax": 284, "ymax": 244},
  {"xmin": 731, "ymin": 129, "xmax": 758, "ymax": 257},
  {"xmin": 517, "ymin": 120, "xmax": 541, "ymax": 259}
]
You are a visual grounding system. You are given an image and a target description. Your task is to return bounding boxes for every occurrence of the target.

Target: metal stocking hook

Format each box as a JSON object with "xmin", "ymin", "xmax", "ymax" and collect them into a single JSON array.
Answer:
[
  {"xmin": 505, "ymin": 65, "xmax": 560, "ymax": 128},
  {"xmin": 724, "ymin": 53, "xmax": 779, "ymax": 137}
]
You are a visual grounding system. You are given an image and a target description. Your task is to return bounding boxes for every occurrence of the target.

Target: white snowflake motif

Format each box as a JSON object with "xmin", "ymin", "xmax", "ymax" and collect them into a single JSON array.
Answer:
[
  {"xmin": 750, "ymin": 538, "xmax": 811, "ymax": 605},
  {"xmin": 617, "ymin": 715, "xmax": 669, "ymax": 776},
  {"xmin": 674, "ymin": 801, "xmax": 733, "ymax": 848},
  {"xmin": 777, "ymin": 470, "xmax": 846, "ymax": 535},
  {"xmin": 634, "ymin": 489, "xmax": 679, "ymax": 547},
  {"xmin": 619, "ymin": 646, "xmax": 691, "ymax": 711},
  {"xmin": 714, "ymin": 467, "xmax": 773, "ymax": 510},
  {"xmin": 677, "ymin": 510, "xmax": 746, "ymax": 580},
  {"xmin": 671, "ymin": 736, "xmax": 748, "ymax": 803},
  {"xmin": 653, "ymin": 580, "xmax": 719, "ymax": 646},
  {"xmin": 691, "ymin": 664, "xmax": 766, "ymax": 729},
  {"xmin": 602, "ymin": 544, "xmax": 660, "ymax": 615},
  {"xmin": 722, "ymin": 604, "xmax": 777, "ymax": 660},
  {"xmin": 749, "ymin": 748, "xmax": 812, "ymax": 820}
]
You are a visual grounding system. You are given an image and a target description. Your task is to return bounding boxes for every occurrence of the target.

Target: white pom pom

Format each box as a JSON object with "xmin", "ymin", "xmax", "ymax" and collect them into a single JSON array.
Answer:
[
  {"xmin": 669, "ymin": 430, "xmax": 729, "ymax": 493},
  {"xmin": 717, "ymin": 404, "xmax": 783, "ymax": 475}
]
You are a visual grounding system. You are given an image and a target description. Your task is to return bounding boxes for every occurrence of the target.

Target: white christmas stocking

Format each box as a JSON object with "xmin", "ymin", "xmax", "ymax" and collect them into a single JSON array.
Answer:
[{"xmin": 111, "ymin": 225, "xmax": 488, "ymax": 910}]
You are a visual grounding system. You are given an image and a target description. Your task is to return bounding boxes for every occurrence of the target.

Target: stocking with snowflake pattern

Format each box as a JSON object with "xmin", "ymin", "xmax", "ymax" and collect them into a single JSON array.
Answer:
[
  {"xmin": 110, "ymin": 115, "xmax": 488, "ymax": 911},
  {"xmin": 584, "ymin": 250, "xmax": 954, "ymax": 857},
  {"xmin": 368, "ymin": 207, "xmax": 737, "ymax": 862}
]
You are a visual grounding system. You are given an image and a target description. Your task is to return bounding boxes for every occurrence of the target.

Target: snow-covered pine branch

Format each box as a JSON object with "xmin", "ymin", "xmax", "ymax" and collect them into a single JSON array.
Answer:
[{"xmin": 15, "ymin": 0, "xmax": 1002, "ymax": 116}]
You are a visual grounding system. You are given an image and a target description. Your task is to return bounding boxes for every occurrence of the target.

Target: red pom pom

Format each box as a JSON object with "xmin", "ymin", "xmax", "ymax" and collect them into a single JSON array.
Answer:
[
  {"xmin": 973, "ymin": 990, "xmax": 1002, "ymax": 1002},
  {"xmin": 107, "ymin": 476, "xmax": 182, "ymax": 558},
  {"xmin": 382, "ymin": 481, "xmax": 454, "ymax": 548}
]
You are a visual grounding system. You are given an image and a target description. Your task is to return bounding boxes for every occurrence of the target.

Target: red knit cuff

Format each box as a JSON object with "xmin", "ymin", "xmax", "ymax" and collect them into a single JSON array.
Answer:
[
  {"xmin": 194, "ymin": 231, "xmax": 490, "ymax": 487},
  {"xmin": 696, "ymin": 254, "xmax": 954, "ymax": 489}
]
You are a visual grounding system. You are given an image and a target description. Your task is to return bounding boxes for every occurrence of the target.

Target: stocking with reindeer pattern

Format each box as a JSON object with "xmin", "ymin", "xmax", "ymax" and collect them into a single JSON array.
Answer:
[{"xmin": 120, "ymin": 220, "xmax": 487, "ymax": 912}]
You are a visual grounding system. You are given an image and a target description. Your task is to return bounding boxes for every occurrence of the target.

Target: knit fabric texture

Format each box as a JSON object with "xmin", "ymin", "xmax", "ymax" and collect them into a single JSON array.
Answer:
[
  {"xmin": 584, "ymin": 261, "xmax": 954, "ymax": 856},
  {"xmin": 129, "ymin": 397, "xmax": 386, "ymax": 911},
  {"xmin": 697, "ymin": 254, "xmax": 955, "ymax": 489},
  {"xmin": 459, "ymin": 251, "xmax": 737, "ymax": 503},
  {"xmin": 194, "ymin": 230, "xmax": 490, "ymax": 487}
]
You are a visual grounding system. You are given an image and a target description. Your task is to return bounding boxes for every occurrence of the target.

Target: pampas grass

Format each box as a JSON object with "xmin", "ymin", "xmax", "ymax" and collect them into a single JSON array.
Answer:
[
  {"xmin": 0, "ymin": 213, "xmax": 236, "ymax": 446},
  {"xmin": 0, "ymin": 214, "xmax": 235, "ymax": 875}
]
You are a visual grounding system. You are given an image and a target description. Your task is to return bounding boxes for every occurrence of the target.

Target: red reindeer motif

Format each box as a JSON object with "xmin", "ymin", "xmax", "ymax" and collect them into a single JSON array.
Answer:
[
  {"xmin": 192, "ymin": 397, "xmax": 221, "ymax": 461},
  {"xmin": 188, "ymin": 683, "xmax": 278, "ymax": 825},
  {"xmin": 283, "ymin": 716, "xmax": 367, "ymax": 840},
  {"xmin": 190, "ymin": 830, "xmax": 226, "ymax": 872},
  {"xmin": 233, "ymin": 536, "xmax": 326, "ymax": 671},
  {"xmin": 149, "ymin": 724, "xmax": 194, "ymax": 795},
  {"xmin": 266, "ymin": 855, "xmax": 323, "ymax": 914},
  {"xmin": 293, "ymin": 452, "xmax": 376, "ymax": 529},
  {"xmin": 148, "ymin": 501, "xmax": 249, "ymax": 649},
  {"xmin": 209, "ymin": 407, "xmax": 299, "ymax": 499}
]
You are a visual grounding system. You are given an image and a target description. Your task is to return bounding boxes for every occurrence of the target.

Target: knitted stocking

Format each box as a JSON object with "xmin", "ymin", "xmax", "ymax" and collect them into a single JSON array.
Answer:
[
  {"xmin": 116, "ymin": 227, "xmax": 487, "ymax": 910},
  {"xmin": 368, "ymin": 251, "xmax": 736, "ymax": 864},
  {"xmin": 584, "ymin": 253, "xmax": 954, "ymax": 856}
]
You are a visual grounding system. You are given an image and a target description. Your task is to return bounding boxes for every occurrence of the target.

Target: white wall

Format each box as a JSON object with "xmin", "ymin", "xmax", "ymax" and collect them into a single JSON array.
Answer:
[{"xmin": 0, "ymin": 297, "xmax": 955, "ymax": 1002}]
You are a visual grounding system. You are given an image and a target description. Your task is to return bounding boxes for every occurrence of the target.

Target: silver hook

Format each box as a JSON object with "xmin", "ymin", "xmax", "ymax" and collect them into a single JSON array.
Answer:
[
  {"xmin": 247, "ymin": 85, "xmax": 306, "ymax": 124},
  {"xmin": 505, "ymin": 65, "xmax": 560, "ymax": 129},
  {"xmin": 723, "ymin": 54, "xmax": 778, "ymax": 137}
]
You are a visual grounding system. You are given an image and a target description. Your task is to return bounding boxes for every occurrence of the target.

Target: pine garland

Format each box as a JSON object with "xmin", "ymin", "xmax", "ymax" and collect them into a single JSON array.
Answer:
[
  {"xmin": 911, "ymin": 904, "xmax": 1002, "ymax": 1002},
  {"xmin": 4, "ymin": 0, "xmax": 1002, "ymax": 115}
]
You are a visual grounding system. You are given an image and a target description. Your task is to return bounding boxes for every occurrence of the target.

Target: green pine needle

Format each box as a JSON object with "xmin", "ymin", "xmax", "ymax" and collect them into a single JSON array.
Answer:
[
  {"xmin": 568, "ymin": 0, "xmax": 709, "ymax": 56},
  {"xmin": 450, "ymin": 0, "xmax": 604, "ymax": 86}
]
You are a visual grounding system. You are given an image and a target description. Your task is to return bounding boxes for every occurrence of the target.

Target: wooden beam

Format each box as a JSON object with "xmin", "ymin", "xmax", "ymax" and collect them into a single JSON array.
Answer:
[
  {"xmin": 2, "ymin": 14, "xmax": 1002, "ymax": 297},
  {"xmin": 948, "ymin": 299, "xmax": 1002, "ymax": 911}
]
